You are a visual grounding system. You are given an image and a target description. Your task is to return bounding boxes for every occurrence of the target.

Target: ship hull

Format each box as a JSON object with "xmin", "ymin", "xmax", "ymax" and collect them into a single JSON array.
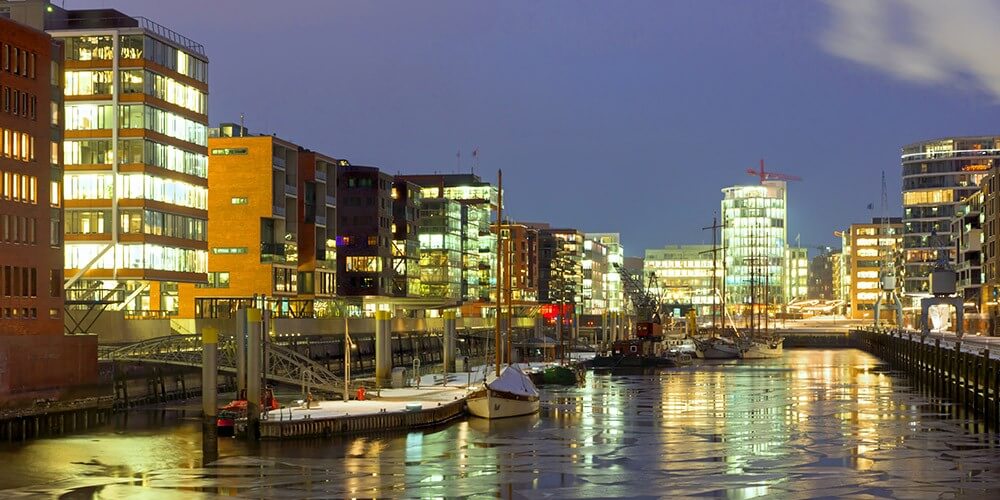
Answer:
[
  {"xmin": 467, "ymin": 388, "xmax": 540, "ymax": 419},
  {"xmin": 695, "ymin": 340, "xmax": 741, "ymax": 359},
  {"xmin": 741, "ymin": 342, "xmax": 784, "ymax": 359}
]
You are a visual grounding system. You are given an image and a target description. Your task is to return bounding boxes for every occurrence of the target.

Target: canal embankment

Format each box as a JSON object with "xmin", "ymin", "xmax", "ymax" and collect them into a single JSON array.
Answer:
[{"xmin": 853, "ymin": 328, "xmax": 1000, "ymax": 430}]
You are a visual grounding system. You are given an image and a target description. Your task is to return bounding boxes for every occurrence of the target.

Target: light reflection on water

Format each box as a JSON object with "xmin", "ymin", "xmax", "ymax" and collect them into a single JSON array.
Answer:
[{"xmin": 2, "ymin": 349, "xmax": 1000, "ymax": 498}]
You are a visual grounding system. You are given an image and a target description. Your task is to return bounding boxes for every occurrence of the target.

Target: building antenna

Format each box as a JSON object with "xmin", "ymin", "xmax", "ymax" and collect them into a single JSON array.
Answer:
[
  {"xmin": 239, "ymin": 113, "xmax": 245, "ymax": 136},
  {"xmin": 456, "ymin": 150, "xmax": 461, "ymax": 173},
  {"xmin": 472, "ymin": 147, "xmax": 479, "ymax": 176}
]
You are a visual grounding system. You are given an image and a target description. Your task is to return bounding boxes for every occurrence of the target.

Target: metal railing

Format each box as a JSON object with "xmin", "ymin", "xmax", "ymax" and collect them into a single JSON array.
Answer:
[
  {"xmin": 134, "ymin": 17, "xmax": 205, "ymax": 55},
  {"xmin": 100, "ymin": 333, "xmax": 349, "ymax": 398},
  {"xmin": 260, "ymin": 242, "xmax": 286, "ymax": 256}
]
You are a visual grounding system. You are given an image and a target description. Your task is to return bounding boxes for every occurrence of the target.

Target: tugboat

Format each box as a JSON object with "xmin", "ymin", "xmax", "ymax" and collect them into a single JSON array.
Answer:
[{"xmin": 592, "ymin": 264, "xmax": 676, "ymax": 369}]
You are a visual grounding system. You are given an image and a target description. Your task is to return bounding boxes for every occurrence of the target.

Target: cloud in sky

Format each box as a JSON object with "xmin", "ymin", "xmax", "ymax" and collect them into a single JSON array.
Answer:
[{"xmin": 821, "ymin": 0, "xmax": 1000, "ymax": 100}]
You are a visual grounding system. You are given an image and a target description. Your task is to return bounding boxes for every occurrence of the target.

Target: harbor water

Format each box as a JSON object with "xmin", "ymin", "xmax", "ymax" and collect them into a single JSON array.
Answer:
[{"xmin": 2, "ymin": 348, "xmax": 999, "ymax": 498}]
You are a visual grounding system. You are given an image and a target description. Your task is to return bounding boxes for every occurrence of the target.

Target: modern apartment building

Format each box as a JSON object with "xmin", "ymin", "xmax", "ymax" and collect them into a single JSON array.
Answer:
[
  {"xmin": 532, "ymin": 225, "xmax": 583, "ymax": 307},
  {"xmin": 807, "ymin": 247, "xmax": 835, "ymax": 300},
  {"xmin": 0, "ymin": 15, "xmax": 97, "ymax": 406},
  {"xmin": 390, "ymin": 178, "xmax": 420, "ymax": 298},
  {"xmin": 505, "ymin": 222, "xmax": 538, "ymax": 305},
  {"xmin": 337, "ymin": 165, "xmax": 394, "ymax": 298},
  {"xmin": 901, "ymin": 137, "xmax": 998, "ymax": 296},
  {"xmin": 848, "ymin": 217, "xmax": 903, "ymax": 320},
  {"xmin": 4, "ymin": 2, "xmax": 211, "ymax": 313},
  {"xmin": 722, "ymin": 181, "xmax": 788, "ymax": 308},
  {"xmin": 952, "ymin": 190, "xmax": 983, "ymax": 308},
  {"xmin": 412, "ymin": 196, "xmax": 462, "ymax": 301},
  {"xmin": 784, "ymin": 247, "xmax": 809, "ymax": 301},
  {"xmin": 176, "ymin": 125, "xmax": 338, "ymax": 319},
  {"xmin": 581, "ymin": 236, "xmax": 608, "ymax": 315},
  {"xmin": 396, "ymin": 174, "xmax": 498, "ymax": 305},
  {"xmin": 586, "ymin": 232, "xmax": 625, "ymax": 314},
  {"xmin": 644, "ymin": 245, "xmax": 720, "ymax": 318}
]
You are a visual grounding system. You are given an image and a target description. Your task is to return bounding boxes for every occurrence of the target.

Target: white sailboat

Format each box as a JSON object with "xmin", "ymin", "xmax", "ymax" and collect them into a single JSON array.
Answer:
[
  {"xmin": 740, "ymin": 338, "xmax": 784, "ymax": 359},
  {"xmin": 467, "ymin": 169, "xmax": 540, "ymax": 420},
  {"xmin": 467, "ymin": 365, "xmax": 540, "ymax": 419}
]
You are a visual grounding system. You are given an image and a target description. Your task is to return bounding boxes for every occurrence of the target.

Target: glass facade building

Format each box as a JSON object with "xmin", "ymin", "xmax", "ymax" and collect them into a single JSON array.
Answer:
[
  {"xmin": 9, "ymin": 4, "xmax": 211, "ymax": 313},
  {"xmin": 586, "ymin": 233, "xmax": 624, "ymax": 314},
  {"xmin": 901, "ymin": 137, "xmax": 998, "ymax": 296},
  {"xmin": 721, "ymin": 182, "xmax": 788, "ymax": 311},
  {"xmin": 784, "ymin": 247, "xmax": 809, "ymax": 301},
  {"xmin": 581, "ymin": 237, "xmax": 608, "ymax": 315},
  {"xmin": 396, "ymin": 174, "xmax": 498, "ymax": 306},
  {"xmin": 644, "ymin": 245, "xmax": 721, "ymax": 318},
  {"xmin": 848, "ymin": 218, "xmax": 903, "ymax": 319}
]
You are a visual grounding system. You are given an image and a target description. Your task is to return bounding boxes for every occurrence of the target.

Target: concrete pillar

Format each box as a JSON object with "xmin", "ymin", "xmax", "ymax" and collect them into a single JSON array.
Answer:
[
  {"xmin": 534, "ymin": 315, "xmax": 543, "ymax": 339},
  {"xmin": 611, "ymin": 312, "xmax": 618, "ymax": 343},
  {"xmin": 201, "ymin": 326, "xmax": 218, "ymax": 463},
  {"xmin": 246, "ymin": 308, "xmax": 262, "ymax": 440},
  {"xmin": 601, "ymin": 312, "xmax": 608, "ymax": 348},
  {"xmin": 375, "ymin": 310, "xmax": 392, "ymax": 386},
  {"xmin": 235, "ymin": 307, "xmax": 247, "ymax": 398},
  {"xmin": 443, "ymin": 310, "xmax": 457, "ymax": 372}
]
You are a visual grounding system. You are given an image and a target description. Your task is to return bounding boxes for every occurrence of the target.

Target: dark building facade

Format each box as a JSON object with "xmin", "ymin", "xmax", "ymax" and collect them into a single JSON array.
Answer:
[
  {"xmin": 336, "ymin": 165, "xmax": 394, "ymax": 297},
  {"xmin": 808, "ymin": 247, "xmax": 835, "ymax": 300},
  {"xmin": 529, "ymin": 223, "xmax": 583, "ymax": 306}
]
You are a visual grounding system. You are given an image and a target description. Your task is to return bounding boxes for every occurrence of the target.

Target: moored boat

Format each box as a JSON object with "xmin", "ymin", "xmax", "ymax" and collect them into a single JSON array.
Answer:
[
  {"xmin": 695, "ymin": 337, "xmax": 741, "ymax": 359},
  {"xmin": 740, "ymin": 338, "xmax": 784, "ymax": 359},
  {"xmin": 467, "ymin": 365, "xmax": 540, "ymax": 419}
]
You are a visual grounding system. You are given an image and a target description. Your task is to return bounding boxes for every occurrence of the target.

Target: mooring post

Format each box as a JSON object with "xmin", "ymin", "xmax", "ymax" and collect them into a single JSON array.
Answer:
[
  {"xmin": 201, "ymin": 326, "xmax": 218, "ymax": 463},
  {"xmin": 236, "ymin": 307, "xmax": 248, "ymax": 398},
  {"xmin": 375, "ymin": 310, "xmax": 392, "ymax": 387},
  {"xmin": 443, "ymin": 310, "xmax": 457, "ymax": 376},
  {"xmin": 246, "ymin": 308, "xmax": 263, "ymax": 440}
]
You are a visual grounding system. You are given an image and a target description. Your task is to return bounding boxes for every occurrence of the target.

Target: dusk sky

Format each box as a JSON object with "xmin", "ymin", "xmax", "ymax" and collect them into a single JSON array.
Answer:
[{"xmin": 74, "ymin": 0, "xmax": 1000, "ymax": 256}]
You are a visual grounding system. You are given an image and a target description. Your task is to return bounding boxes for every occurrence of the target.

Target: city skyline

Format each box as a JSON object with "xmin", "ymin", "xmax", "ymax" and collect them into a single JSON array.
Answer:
[{"xmin": 63, "ymin": 0, "xmax": 1000, "ymax": 254}]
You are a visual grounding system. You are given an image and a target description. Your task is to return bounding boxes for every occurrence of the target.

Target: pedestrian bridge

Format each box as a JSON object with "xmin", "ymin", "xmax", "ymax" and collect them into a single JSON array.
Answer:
[{"xmin": 98, "ymin": 334, "xmax": 350, "ymax": 398}]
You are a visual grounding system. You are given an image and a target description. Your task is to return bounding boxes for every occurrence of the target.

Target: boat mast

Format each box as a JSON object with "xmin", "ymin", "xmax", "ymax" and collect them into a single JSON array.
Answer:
[
  {"xmin": 495, "ymin": 169, "xmax": 503, "ymax": 377},
  {"xmin": 506, "ymin": 217, "xmax": 513, "ymax": 367}
]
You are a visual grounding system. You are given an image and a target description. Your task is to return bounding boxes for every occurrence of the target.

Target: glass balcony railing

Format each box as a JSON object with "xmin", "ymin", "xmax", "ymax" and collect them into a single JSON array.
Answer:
[
  {"xmin": 316, "ymin": 170, "xmax": 327, "ymax": 182},
  {"xmin": 315, "ymin": 215, "xmax": 327, "ymax": 226},
  {"xmin": 325, "ymin": 194, "xmax": 336, "ymax": 206},
  {"xmin": 284, "ymin": 184, "xmax": 296, "ymax": 196},
  {"xmin": 273, "ymin": 204, "xmax": 286, "ymax": 217},
  {"xmin": 273, "ymin": 156, "xmax": 286, "ymax": 169}
]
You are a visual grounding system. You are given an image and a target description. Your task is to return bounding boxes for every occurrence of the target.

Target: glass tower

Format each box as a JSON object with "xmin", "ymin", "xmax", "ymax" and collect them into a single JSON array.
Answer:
[{"xmin": 721, "ymin": 182, "xmax": 788, "ymax": 312}]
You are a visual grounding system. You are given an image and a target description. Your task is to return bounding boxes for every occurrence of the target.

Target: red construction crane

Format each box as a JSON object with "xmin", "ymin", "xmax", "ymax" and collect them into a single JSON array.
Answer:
[{"xmin": 746, "ymin": 159, "xmax": 802, "ymax": 183}]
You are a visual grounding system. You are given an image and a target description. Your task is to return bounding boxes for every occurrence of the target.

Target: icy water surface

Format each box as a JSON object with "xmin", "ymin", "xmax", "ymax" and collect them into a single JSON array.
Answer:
[{"xmin": 2, "ymin": 349, "xmax": 1000, "ymax": 498}]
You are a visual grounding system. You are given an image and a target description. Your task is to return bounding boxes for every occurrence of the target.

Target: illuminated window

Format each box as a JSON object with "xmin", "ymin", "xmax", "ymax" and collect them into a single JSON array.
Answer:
[
  {"xmin": 346, "ymin": 256, "xmax": 381, "ymax": 272},
  {"xmin": 231, "ymin": 197, "xmax": 248, "ymax": 205},
  {"xmin": 211, "ymin": 247, "xmax": 247, "ymax": 255},
  {"xmin": 903, "ymin": 189, "xmax": 953, "ymax": 206}
]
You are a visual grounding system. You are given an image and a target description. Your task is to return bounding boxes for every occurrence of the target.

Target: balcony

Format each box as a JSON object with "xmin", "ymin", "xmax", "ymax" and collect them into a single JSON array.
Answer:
[
  {"xmin": 284, "ymin": 184, "xmax": 296, "ymax": 197},
  {"xmin": 272, "ymin": 204, "xmax": 286, "ymax": 217},
  {"xmin": 316, "ymin": 170, "xmax": 327, "ymax": 182},
  {"xmin": 272, "ymin": 156, "xmax": 286, "ymax": 169},
  {"xmin": 325, "ymin": 194, "xmax": 336, "ymax": 207},
  {"xmin": 260, "ymin": 242, "xmax": 286, "ymax": 264},
  {"xmin": 315, "ymin": 215, "xmax": 327, "ymax": 226}
]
